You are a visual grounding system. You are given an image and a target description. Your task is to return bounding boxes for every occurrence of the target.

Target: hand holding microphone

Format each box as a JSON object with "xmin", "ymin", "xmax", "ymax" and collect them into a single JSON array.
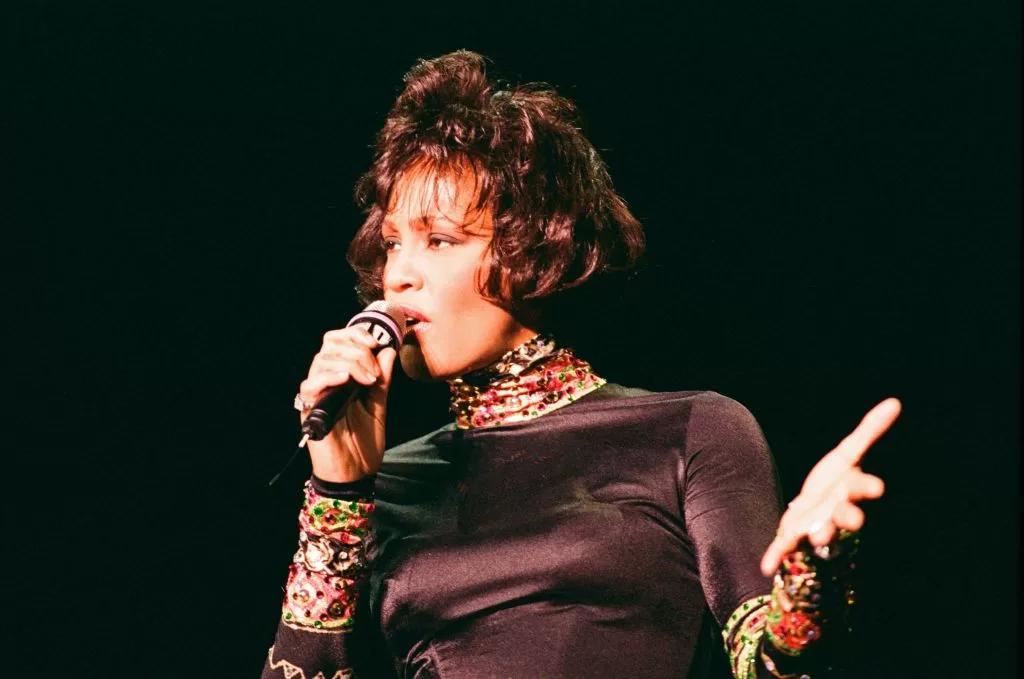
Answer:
[{"xmin": 290, "ymin": 301, "xmax": 406, "ymax": 484}]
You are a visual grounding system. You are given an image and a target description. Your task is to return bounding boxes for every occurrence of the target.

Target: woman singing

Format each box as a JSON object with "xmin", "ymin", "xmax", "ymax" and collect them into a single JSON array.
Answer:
[{"xmin": 262, "ymin": 50, "xmax": 900, "ymax": 679}]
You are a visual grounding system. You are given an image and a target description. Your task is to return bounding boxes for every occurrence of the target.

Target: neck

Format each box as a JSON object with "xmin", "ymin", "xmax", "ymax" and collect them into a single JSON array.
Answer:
[{"xmin": 447, "ymin": 334, "xmax": 606, "ymax": 429}]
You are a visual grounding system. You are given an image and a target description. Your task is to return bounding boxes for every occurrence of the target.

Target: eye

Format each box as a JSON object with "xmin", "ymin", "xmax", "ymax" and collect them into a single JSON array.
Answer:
[
  {"xmin": 429, "ymin": 235, "xmax": 457, "ymax": 249},
  {"xmin": 382, "ymin": 238, "xmax": 400, "ymax": 252}
]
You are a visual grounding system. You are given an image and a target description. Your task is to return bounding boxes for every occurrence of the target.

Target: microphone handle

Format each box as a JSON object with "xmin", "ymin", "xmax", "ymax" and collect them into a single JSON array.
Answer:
[{"xmin": 301, "ymin": 381, "xmax": 362, "ymax": 441}]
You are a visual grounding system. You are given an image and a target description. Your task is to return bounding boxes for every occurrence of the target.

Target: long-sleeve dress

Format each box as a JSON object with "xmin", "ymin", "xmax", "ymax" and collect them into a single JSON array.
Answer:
[{"xmin": 263, "ymin": 340, "xmax": 851, "ymax": 679}]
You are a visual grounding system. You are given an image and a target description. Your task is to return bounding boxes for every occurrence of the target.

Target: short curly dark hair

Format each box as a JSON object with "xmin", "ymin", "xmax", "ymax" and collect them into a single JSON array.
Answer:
[{"xmin": 347, "ymin": 50, "xmax": 644, "ymax": 318}]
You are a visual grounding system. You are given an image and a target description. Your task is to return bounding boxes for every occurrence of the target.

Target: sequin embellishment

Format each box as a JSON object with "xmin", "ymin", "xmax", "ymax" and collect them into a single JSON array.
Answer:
[
  {"xmin": 722, "ymin": 594, "xmax": 772, "ymax": 679},
  {"xmin": 280, "ymin": 481, "xmax": 374, "ymax": 632},
  {"xmin": 448, "ymin": 334, "xmax": 606, "ymax": 429},
  {"xmin": 765, "ymin": 530, "xmax": 858, "ymax": 658}
]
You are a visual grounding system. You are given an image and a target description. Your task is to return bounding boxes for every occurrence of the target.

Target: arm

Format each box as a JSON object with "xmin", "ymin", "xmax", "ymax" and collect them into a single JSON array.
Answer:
[
  {"xmin": 682, "ymin": 395, "xmax": 855, "ymax": 678},
  {"xmin": 261, "ymin": 476, "xmax": 379, "ymax": 679},
  {"xmin": 264, "ymin": 325, "xmax": 402, "ymax": 676}
]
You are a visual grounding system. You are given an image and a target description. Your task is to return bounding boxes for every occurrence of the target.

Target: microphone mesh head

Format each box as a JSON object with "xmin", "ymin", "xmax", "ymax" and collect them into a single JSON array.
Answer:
[{"xmin": 365, "ymin": 300, "xmax": 407, "ymax": 338}]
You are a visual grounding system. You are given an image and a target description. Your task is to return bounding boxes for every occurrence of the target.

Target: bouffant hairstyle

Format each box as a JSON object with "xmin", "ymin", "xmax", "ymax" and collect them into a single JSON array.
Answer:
[{"xmin": 347, "ymin": 50, "xmax": 644, "ymax": 322}]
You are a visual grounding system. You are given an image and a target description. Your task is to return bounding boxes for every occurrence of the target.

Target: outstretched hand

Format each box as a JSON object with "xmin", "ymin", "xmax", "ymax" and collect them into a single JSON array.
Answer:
[{"xmin": 760, "ymin": 398, "xmax": 901, "ymax": 576}]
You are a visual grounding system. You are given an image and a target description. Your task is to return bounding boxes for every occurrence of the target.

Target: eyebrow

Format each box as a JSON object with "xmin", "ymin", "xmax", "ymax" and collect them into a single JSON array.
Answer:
[{"xmin": 381, "ymin": 215, "xmax": 468, "ymax": 232}]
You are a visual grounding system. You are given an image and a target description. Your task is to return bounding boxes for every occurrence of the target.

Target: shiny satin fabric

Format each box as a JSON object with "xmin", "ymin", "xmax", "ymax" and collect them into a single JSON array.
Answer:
[{"xmin": 352, "ymin": 385, "xmax": 782, "ymax": 679}]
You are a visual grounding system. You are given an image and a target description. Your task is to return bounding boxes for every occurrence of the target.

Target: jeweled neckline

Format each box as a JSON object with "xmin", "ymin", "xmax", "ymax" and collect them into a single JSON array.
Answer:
[{"xmin": 447, "ymin": 334, "xmax": 606, "ymax": 430}]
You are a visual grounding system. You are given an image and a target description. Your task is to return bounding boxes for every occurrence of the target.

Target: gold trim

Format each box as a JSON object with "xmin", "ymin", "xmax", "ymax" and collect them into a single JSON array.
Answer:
[{"xmin": 265, "ymin": 645, "xmax": 354, "ymax": 679}]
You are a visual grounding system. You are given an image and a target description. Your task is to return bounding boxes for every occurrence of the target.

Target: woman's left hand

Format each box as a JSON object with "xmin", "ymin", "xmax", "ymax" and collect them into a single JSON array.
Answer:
[{"xmin": 760, "ymin": 398, "xmax": 902, "ymax": 576}]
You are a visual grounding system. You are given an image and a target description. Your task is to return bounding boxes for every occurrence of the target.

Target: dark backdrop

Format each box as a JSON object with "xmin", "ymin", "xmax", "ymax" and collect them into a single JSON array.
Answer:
[{"xmin": 7, "ymin": 1, "xmax": 1018, "ymax": 677}]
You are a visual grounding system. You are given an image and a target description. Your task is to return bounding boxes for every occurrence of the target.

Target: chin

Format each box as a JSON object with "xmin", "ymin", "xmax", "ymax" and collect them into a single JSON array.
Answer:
[{"xmin": 399, "ymin": 344, "xmax": 458, "ymax": 382}]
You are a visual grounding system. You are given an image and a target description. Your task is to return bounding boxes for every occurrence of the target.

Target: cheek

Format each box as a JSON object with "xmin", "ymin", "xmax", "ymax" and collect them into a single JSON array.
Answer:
[{"xmin": 441, "ymin": 250, "xmax": 492, "ymax": 302}]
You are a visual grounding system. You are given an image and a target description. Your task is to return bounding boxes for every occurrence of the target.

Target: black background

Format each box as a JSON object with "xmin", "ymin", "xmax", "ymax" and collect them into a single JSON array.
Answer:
[{"xmin": 7, "ymin": 1, "xmax": 1018, "ymax": 677}]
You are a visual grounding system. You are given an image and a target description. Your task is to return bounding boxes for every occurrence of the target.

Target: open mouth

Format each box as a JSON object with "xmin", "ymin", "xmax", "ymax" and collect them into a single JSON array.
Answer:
[
  {"xmin": 404, "ymin": 318, "xmax": 430, "ymax": 341},
  {"xmin": 399, "ymin": 306, "xmax": 430, "ymax": 339}
]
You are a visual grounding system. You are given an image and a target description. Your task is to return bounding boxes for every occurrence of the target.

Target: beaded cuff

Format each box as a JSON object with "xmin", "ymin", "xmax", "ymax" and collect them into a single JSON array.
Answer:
[
  {"xmin": 280, "ymin": 480, "xmax": 375, "ymax": 632},
  {"xmin": 765, "ymin": 530, "xmax": 859, "ymax": 657},
  {"xmin": 448, "ymin": 333, "xmax": 606, "ymax": 430},
  {"xmin": 722, "ymin": 594, "xmax": 772, "ymax": 679},
  {"xmin": 721, "ymin": 531, "xmax": 859, "ymax": 679}
]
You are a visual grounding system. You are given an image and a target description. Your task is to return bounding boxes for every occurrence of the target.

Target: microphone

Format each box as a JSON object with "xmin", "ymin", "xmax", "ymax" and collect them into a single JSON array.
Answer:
[
  {"xmin": 270, "ymin": 300, "xmax": 406, "ymax": 486},
  {"xmin": 298, "ymin": 300, "xmax": 408, "ymax": 446}
]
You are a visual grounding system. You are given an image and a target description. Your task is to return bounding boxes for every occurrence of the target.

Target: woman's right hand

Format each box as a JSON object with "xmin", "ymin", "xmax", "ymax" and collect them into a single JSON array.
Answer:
[{"xmin": 296, "ymin": 325, "xmax": 399, "ymax": 482}]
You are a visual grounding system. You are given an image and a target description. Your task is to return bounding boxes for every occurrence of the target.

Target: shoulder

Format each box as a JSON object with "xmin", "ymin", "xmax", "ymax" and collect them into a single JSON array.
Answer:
[
  {"xmin": 570, "ymin": 383, "xmax": 767, "ymax": 452},
  {"xmin": 674, "ymin": 392, "xmax": 774, "ymax": 485},
  {"xmin": 659, "ymin": 390, "xmax": 767, "ymax": 454},
  {"xmin": 683, "ymin": 391, "xmax": 766, "ymax": 446},
  {"xmin": 580, "ymin": 383, "xmax": 761, "ymax": 429}
]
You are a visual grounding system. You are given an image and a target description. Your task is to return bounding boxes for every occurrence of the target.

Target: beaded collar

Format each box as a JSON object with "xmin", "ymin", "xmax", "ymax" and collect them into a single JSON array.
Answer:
[{"xmin": 447, "ymin": 334, "xmax": 606, "ymax": 430}]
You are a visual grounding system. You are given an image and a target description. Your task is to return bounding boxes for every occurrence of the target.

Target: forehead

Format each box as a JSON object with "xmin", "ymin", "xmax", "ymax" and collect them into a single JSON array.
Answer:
[{"xmin": 385, "ymin": 160, "xmax": 488, "ymax": 221}]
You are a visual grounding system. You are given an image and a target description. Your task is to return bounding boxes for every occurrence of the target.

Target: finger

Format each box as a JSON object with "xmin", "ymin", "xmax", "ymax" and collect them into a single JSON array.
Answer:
[
  {"xmin": 846, "ymin": 471, "xmax": 885, "ymax": 501},
  {"xmin": 833, "ymin": 502, "xmax": 865, "ymax": 532},
  {"xmin": 807, "ymin": 517, "xmax": 836, "ymax": 547},
  {"xmin": 323, "ymin": 326, "xmax": 379, "ymax": 349},
  {"xmin": 374, "ymin": 347, "xmax": 398, "ymax": 390},
  {"xmin": 313, "ymin": 346, "xmax": 380, "ymax": 381},
  {"xmin": 315, "ymin": 358, "xmax": 378, "ymax": 385},
  {"xmin": 762, "ymin": 502, "xmax": 835, "ymax": 573},
  {"xmin": 760, "ymin": 509, "xmax": 807, "ymax": 575},
  {"xmin": 360, "ymin": 347, "xmax": 398, "ymax": 421},
  {"xmin": 761, "ymin": 536, "xmax": 794, "ymax": 576},
  {"xmin": 833, "ymin": 397, "xmax": 902, "ymax": 465},
  {"xmin": 346, "ymin": 366, "xmax": 380, "ymax": 386},
  {"xmin": 298, "ymin": 371, "xmax": 350, "ymax": 401}
]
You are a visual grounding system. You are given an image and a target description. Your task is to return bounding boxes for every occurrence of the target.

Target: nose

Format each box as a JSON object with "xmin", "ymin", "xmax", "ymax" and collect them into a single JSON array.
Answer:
[{"xmin": 383, "ymin": 245, "xmax": 423, "ymax": 293}]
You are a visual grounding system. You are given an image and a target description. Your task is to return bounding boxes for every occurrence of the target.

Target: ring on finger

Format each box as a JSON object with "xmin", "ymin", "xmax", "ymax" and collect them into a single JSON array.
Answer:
[{"xmin": 293, "ymin": 394, "xmax": 315, "ymax": 412}]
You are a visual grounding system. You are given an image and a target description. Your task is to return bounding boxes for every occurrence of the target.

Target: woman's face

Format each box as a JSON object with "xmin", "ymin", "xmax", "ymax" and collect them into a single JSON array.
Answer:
[{"xmin": 381, "ymin": 163, "xmax": 537, "ymax": 381}]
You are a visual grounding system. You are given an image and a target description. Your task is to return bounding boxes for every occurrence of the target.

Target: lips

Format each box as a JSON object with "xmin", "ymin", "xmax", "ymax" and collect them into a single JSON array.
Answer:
[
  {"xmin": 398, "ymin": 305, "xmax": 431, "ymax": 338},
  {"xmin": 399, "ymin": 305, "xmax": 429, "ymax": 322}
]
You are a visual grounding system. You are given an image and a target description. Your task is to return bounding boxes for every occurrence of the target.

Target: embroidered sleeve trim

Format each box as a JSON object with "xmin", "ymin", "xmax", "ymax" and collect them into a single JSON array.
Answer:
[
  {"xmin": 765, "ymin": 530, "xmax": 858, "ymax": 658},
  {"xmin": 265, "ymin": 645, "xmax": 354, "ymax": 679},
  {"xmin": 721, "ymin": 594, "xmax": 771, "ymax": 679},
  {"xmin": 279, "ymin": 480, "xmax": 375, "ymax": 631}
]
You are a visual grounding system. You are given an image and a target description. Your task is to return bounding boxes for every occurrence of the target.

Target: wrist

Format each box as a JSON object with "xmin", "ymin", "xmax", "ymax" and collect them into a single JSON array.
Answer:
[
  {"xmin": 307, "ymin": 430, "xmax": 382, "ymax": 482},
  {"xmin": 308, "ymin": 446, "xmax": 375, "ymax": 483},
  {"xmin": 311, "ymin": 473, "xmax": 377, "ymax": 500},
  {"xmin": 310, "ymin": 463, "xmax": 372, "ymax": 484}
]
